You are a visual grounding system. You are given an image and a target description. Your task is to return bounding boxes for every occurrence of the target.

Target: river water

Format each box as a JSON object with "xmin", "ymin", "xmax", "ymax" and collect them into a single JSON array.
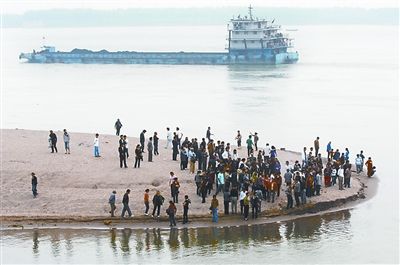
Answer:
[{"xmin": 1, "ymin": 25, "xmax": 399, "ymax": 263}]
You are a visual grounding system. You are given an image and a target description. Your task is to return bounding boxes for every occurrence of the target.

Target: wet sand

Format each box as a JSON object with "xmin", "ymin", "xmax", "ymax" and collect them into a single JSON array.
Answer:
[{"xmin": 0, "ymin": 129, "xmax": 375, "ymax": 229}]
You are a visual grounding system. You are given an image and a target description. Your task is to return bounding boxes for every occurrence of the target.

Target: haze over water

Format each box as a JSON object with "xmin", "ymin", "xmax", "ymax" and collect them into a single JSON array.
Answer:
[{"xmin": 1, "ymin": 24, "xmax": 399, "ymax": 263}]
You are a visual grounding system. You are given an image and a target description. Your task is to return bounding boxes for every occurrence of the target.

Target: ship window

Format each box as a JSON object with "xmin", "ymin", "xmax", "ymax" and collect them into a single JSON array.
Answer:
[
  {"xmin": 244, "ymin": 31, "xmax": 248, "ymax": 35},
  {"xmin": 253, "ymin": 31, "xmax": 257, "ymax": 34}
]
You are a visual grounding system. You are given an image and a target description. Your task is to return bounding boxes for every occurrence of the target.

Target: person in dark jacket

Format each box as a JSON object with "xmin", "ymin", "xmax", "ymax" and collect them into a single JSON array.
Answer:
[
  {"xmin": 114, "ymin": 119, "xmax": 122, "ymax": 136},
  {"xmin": 109, "ymin": 190, "xmax": 116, "ymax": 217},
  {"xmin": 223, "ymin": 188, "xmax": 230, "ymax": 215},
  {"xmin": 153, "ymin": 132, "xmax": 159, "ymax": 156},
  {"xmin": 250, "ymin": 193, "xmax": 260, "ymax": 219},
  {"xmin": 182, "ymin": 195, "xmax": 191, "ymax": 224},
  {"xmin": 172, "ymin": 137, "xmax": 179, "ymax": 161},
  {"xmin": 167, "ymin": 201, "xmax": 177, "ymax": 227},
  {"xmin": 134, "ymin": 144, "xmax": 143, "ymax": 168},
  {"xmin": 49, "ymin": 130, "xmax": 58, "ymax": 153},
  {"xmin": 152, "ymin": 190, "xmax": 165, "ymax": 218},
  {"xmin": 140, "ymin": 130, "xmax": 146, "ymax": 152},
  {"xmin": 118, "ymin": 145, "xmax": 127, "ymax": 168},
  {"xmin": 31, "ymin": 172, "xmax": 38, "ymax": 198},
  {"xmin": 121, "ymin": 189, "xmax": 132, "ymax": 218}
]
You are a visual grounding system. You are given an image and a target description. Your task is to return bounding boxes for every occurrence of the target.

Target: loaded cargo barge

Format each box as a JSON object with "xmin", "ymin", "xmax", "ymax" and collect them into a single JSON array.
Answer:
[{"xmin": 19, "ymin": 7, "xmax": 299, "ymax": 65}]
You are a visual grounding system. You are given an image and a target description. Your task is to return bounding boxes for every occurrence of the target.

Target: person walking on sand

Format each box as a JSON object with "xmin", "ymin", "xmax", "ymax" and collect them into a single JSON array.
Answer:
[
  {"xmin": 123, "ymin": 135, "xmax": 129, "ymax": 158},
  {"xmin": 314, "ymin": 137, "xmax": 320, "ymax": 156},
  {"xmin": 152, "ymin": 190, "xmax": 165, "ymax": 218},
  {"xmin": 63, "ymin": 129, "xmax": 70, "ymax": 154},
  {"xmin": 134, "ymin": 144, "xmax": 143, "ymax": 168},
  {"xmin": 167, "ymin": 201, "xmax": 177, "ymax": 227},
  {"xmin": 166, "ymin": 127, "xmax": 173, "ymax": 149},
  {"xmin": 365, "ymin": 157, "xmax": 374, "ymax": 177},
  {"xmin": 147, "ymin": 137, "xmax": 154, "ymax": 162},
  {"xmin": 144, "ymin": 189, "xmax": 150, "ymax": 215},
  {"xmin": 121, "ymin": 189, "xmax": 132, "ymax": 218},
  {"xmin": 235, "ymin": 130, "xmax": 242, "ymax": 149},
  {"xmin": 115, "ymin": 119, "xmax": 122, "ymax": 136},
  {"xmin": 326, "ymin": 141, "xmax": 332, "ymax": 160},
  {"xmin": 182, "ymin": 195, "xmax": 191, "ymax": 224},
  {"xmin": 49, "ymin": 130, "xmax": 58, "ymax": 153},
  {"xmin": 109, "ymin": 190, "xmax": 116, "ymax": 217},
  {"xmin": 153, "ymin": 132, "xmax": 159, "ymax": 156},
  {"xmin": 210, "ymin": 195, "xmax": 219, "ymax": 223},
  {"xmin": 251, "ymin": 132, "xmax": 259, "ymax": 151},
  {"xmin": 140, "ymin": 130, "xmax": 146, "ymax": 152},
  {"xmin": 93, "ymin": 133, "xmax": 100, "ymax": 157},
  {"xmin": 31, "ymin": 172, "xmax": 38, "ymax": 198},
  {"xmin": 118, "ymin": 144, "xmax": 127, "ymax": 168}
]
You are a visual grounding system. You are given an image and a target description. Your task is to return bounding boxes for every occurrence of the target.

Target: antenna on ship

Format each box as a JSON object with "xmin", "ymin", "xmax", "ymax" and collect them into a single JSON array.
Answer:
[{"xmin": 248, "ymin": 5, "xmax": 253, "ymax": 20}]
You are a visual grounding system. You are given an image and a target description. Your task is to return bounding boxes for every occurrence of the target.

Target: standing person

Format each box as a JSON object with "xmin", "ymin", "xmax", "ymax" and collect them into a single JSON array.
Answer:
[
  {"xmin": 365, "ymin": 157, "xmax": 374, "ymax": 177},
  {"xmin": 243, "ymin": 192, "xmax": 250, "ymax": 221},
  {"xmin": 246, "ymin": 135, "xmax": 253, "ymax": 156},
  {"xmin": 337, "ymin": 166, "xmax": 344, "ymax": 190},
  {"xmin": 167, "ymin": 201, "xmax": 177, "ymax": 227},
  {"xmin": 134, "ymin": 144, "xmax": 143, "ymax": 168},
  {"xmin": 93, "ymin": 133, "xmax": 100, "ymax": 157},
  {"xmin": 118, "ymin": 144, "xmax": 127, "ymax": 168},
  {"xmin": 230, "ymin": 186, "xmax": 238, "ymax": 214},
  {"xmin": 210, "ymin": 195, "xmax": 219, "ymax": 223},
  {"xmin": 294, "ymin": 179, "xmax": 301, "ymax": 207},
  {"xmin": 284, "ymin": 169, "xmax": 293, "ymax": 186},
  {"xmin": 315, "ymin": 172, "xmax": 322, "ymax": 195},
  {"xmin": 175, "ymin": 127, "xmax": 183, "ymax": 148},
  {"xmin": 301, "ymin": 147, "xmax": 308, "ymax": 169},
  {"xmin": 109, "ymin": 190, "xmax": 116, "ymax": 217},
  {"xmin": 114, "ymin": 119, "xmax": 122, "ymax": 136},
  {"xmin": 140, "ymin": 130, "xmax": 147, "ymax": 152},
  {"xmin": 123, "ymin": 135, "xmax": 129, "ymax": 158},
  {"xmin": 49, "ymin": 130, "xmax": 58, "ymax": 153},
  {"xmin": 250, "ymin": 192, "xmax": 259, "ymax": 219},
  {"xmin": 166, "ymin": 127, "xmax": 173, "ymax": 149},
  {"xmin": 355, "ymin": 154, "xmax": 363, "ymax": 174},
  {"xmin": 152, "ymin": 191, "xmax": 165, "ymax": 218},
  {"xmin": 144, "ymin": 189, "xmax": 150, "ymax": 215},
  {"xmin": 171, "ymin": 177, "xmax": 180, "ymax": 203},
  {"xmin": 360, "ymin": 151, "xmax": 365, "ymax": 171},
  {"xmin": 223, "ymin": 188, "xmax": 230, "ymax": 215},
  {"xmin": 188, "ymin": 148, "xmax": 196, "ymax": 174},
  {"xmin": 314, "ymin": 137, "xmax": 320, "ymax": 156},
  {"xmin": 147, "ymin": 137, "xmax": 154, "ymax": 162},
  {"xmin": 31, "ymin": 172, "xmax": 38, "ymax": 198},
  {"xmin": 239, "ymin": 189, "xmax": 246, "ymax": 215},
  {"xmin": 153, "ymin": 132, "xmax": 159, "ymax": 156},
  {"xmin": 172, "ymin": 136, "xmax": 179, "ymax": 161},
  {"xmin": 344, "ymin": 168, "xmax": 351, "ymax": 188},
  {"xmin": 235, "ymin": 130, "xmax": 242, "ymax": 149},
  {"xmin": 252, "ymin": 132, "xmax": 259, "ymax": 151},
  {"xmin": 182, "ymin": 195, "xmax": 191, "ymax": 224},
  {"xmin": 121, "ymin": 189, "xmax": 132, "ymax": 218},
  {"xmin": 63, "ymin": 129, "xmax": 70, "ymax": 154},
  {"xmin": 206, "ymin": 127, "xmax": 212, "ymax": 142},
  {"xmin": 285, "ymin": 186, "xmax": 293, "ymax": 209},
  {"xmin": 326, "ymin": 141, "xmax": 332, "ymax": 160},
  {"xmin": 344, "ymin": 148, "xmax": 350, "ymax": 162}
]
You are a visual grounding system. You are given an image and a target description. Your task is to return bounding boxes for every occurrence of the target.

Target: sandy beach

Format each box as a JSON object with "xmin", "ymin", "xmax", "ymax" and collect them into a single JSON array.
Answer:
[{"xmin": 0, "ymin": 128, "xmax": 373, "ymax": 227}]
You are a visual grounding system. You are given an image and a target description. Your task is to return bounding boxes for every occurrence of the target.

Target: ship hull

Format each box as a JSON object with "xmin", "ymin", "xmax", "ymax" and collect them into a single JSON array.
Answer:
[{"xmin": 19, "ymin": 50, "xmax": 299, "ymax": 65}]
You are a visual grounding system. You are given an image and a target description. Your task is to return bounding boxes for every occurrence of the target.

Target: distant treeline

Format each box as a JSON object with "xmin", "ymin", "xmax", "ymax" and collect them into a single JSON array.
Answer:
[{"xmin": 3, "ymin": 7, "xmax": 398, "ymax": 27}]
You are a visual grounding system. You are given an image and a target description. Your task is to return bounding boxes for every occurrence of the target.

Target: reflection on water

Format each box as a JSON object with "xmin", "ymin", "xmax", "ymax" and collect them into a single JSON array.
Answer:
[{"xmin": 1, "ymin": 211, "xmax": 353, "ymax": 264}]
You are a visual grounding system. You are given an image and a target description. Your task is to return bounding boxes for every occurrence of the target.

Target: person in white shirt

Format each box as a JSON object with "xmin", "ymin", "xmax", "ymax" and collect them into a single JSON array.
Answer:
[
  {"xmin": 337, "ymin": 167, "xmax": 344, "ymax": 190},
  {"xmin": 166, "ymin": 127, "xmax": 173, "ymax": 149},
  {"xmin": 355, "ymin": 154, "xmax": 363, "ymax": 174},
  {"xmin": 93, "ymin": 133, "xmax": 100, "ymax": 157},
  {"xmin": 239, "ymin": 189, "xmax": 246, "ymax": 215},
  {"xmin": 285, "ymin": 160, "xmax": 293, "ymax": 173},
  {"xmin": 264, "ymin": 143, "xmax": 271, "ymax": 160},
  {"xmin": 232, "ymin": 149, "xmax": 238, "ymax": 160}
]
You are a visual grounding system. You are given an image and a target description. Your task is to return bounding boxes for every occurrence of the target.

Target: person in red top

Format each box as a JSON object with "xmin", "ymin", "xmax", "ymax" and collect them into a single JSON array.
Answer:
[
  {"xmin": 264, "ymin": 176, "xmax": 272, "ymax": 202},
  {"xmin": 144, "ymin": 189, "xmax": 150, "ymax": 215}
]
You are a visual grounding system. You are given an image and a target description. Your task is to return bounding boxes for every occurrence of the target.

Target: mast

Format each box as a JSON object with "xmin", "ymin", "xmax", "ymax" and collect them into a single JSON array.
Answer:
[{"xmin": 248, "ymin": 5, "xmax": 253, "ymax": 20}]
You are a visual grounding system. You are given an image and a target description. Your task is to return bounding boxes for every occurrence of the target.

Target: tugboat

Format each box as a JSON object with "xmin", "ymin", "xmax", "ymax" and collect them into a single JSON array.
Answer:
[{"xmin": 19, "ymin": 6, "xmax": 299, "ymax": 65}]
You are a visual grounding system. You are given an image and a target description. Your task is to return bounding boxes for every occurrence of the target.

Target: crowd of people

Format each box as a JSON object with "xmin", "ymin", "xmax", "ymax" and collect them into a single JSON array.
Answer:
[{"xmin": 36, "ymin": 119, "xmax": 376, "ymax": 226}]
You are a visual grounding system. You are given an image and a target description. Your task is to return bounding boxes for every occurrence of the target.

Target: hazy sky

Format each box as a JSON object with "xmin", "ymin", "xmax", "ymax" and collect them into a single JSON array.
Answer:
[{"xmin": 1, "ymin": 0, "xmax": 399, "ymax": 14}]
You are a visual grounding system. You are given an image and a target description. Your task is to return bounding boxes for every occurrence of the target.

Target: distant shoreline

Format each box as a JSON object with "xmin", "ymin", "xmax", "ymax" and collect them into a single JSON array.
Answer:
[{"xmin": 0, "ymin": 128, "xmax": 377, "ymax": 230}]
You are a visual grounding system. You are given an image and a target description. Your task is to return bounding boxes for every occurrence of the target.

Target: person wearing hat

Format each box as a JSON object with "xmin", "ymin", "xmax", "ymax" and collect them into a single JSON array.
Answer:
[{"xmin": 108, "ymin": 190, "xmax": 117, "ymax": 217}]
